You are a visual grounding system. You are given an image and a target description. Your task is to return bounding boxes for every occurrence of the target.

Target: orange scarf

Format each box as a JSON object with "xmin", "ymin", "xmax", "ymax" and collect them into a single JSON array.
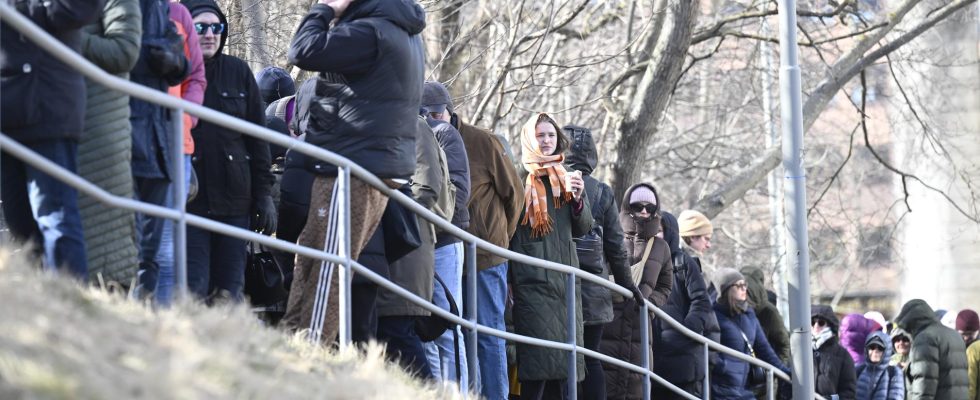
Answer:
[{"xmin": 520, "ymin": 113, "xmax": 573, "ymax": 238}]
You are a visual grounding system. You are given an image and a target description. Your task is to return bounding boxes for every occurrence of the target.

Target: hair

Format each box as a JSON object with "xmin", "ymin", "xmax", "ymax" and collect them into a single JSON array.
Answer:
[
  {"xmin": 682, "ymin": 236, "xmax": 693, "ymax": 245},
  {"xmin": 536, "ymin": 114, "xmax": 570, "ymax": 155},
  {"xmin": 721, "ymin": 285, "xmax": 752, "ymax": 316}
]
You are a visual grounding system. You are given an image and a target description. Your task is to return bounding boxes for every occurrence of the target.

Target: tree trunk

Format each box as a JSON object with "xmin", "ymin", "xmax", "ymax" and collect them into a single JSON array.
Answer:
[{"xmin": 610, "ymin": 0, "xmax": 699, "ymax": 200}]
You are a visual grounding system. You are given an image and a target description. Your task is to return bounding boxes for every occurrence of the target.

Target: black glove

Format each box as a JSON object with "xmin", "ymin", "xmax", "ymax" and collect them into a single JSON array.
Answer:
[
  {"xmin": 252, "ymin": 195, "xmax": 278, "ymax": 235},
  {"xmin": 146, "ymin": 42, "xmax": 188, "ymax": 85}
]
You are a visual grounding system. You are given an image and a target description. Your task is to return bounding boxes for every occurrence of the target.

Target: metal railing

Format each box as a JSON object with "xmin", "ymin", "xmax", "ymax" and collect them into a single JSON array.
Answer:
[{"xmin": 0, "ymin": 5, "xmax": 823, "ymax": 399}]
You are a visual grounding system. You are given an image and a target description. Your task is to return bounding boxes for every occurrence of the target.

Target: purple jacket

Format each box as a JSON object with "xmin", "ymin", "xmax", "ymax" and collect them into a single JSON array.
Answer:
[{"xmin": 840, "ymin": 313, "xmax": 882, "ymax": 365}]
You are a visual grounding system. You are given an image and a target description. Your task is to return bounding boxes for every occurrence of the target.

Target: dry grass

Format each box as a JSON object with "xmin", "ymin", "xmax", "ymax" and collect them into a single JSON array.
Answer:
[{"xmin": 0, "ymin": 250, "xmax": 465, "ymax": 400}]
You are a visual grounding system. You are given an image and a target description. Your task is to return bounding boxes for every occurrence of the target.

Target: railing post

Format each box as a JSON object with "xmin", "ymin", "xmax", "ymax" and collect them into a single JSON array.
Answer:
[
  {"xmin": 465, "ymin": 241, "xmax": 478, "ymax": 392},
  {"xmin": 766, "ymin": 369, "xmax": 775, "ymax": 400},
  {"xmin": 704, "ymin": 342, "xmax": 711, "ymax": 400},
  {"xmin": 640, "ymin": 301, "xmax": 651, "ymax": 400},
  {"xmin": 566, "ymin": 273, "xmax": 577, "ymax": 398},
  {"xmin": 170, "ymin": 108, "xmax": 187, "ymax": 301},
  {"xmin": 337, "ymin": 166, "xmax": 351, "ymax": 349}
]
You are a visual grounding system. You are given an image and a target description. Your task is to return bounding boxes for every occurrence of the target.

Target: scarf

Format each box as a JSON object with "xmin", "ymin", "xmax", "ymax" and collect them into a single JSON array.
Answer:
[
  {"xmin": 813, "ymin": 329, "xmax": 834, "ymax": 351},
  {"xmin": 520, "ymin": 113, "xmax": 573, "ymax": 237}
]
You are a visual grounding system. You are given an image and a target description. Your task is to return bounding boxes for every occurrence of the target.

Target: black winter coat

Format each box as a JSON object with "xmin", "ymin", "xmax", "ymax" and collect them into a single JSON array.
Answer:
[
  {"xmin": 565, "ymin": 125, "xmax": 631, "ymax": 325},
  {"xmin": 289, "ymin": 0, "xmax": 425, "ymax": 180},
  {"xmin": 1, "ymin": 0, "xmax": 103, "ymax": 142},
  {"xmin": 186, "ymin": 7, "xmax": 273, "ymax": 217},
  {"xmin": 653, "ymin": 211, "xmax": 717, "ymax": 386},
  {"xmin": 814, "ymin": 336, "xmax": 858, "ymax": 399}
]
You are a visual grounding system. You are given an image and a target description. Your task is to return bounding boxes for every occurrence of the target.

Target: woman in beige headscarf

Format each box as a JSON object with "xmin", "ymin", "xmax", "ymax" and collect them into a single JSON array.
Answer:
[{"xmin": 509, "ymin": 112, "xmax": 592, "ymax": 399}]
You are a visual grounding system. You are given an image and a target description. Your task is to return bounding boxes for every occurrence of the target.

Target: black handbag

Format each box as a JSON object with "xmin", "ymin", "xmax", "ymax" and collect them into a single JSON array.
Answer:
[
  {"xmin": 244, "ymin": 242, "xmax": 289, "ymax": 307},
  {"xmin": 739, "ymin": 328, "xmax": 768, "ymax": 387},
  {"xmin": 382, "ymin": 188, "xmax": 422, "ymax": 263},
  {"xmin": 413, "ymin": 274, "xmax": 462, "ymax": 384}
]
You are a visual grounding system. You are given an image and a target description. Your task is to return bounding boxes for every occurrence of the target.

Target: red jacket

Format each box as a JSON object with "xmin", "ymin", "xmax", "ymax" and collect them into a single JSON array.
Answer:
[{"xmin": 168, "ymin": 1, "xmax": 206, "ymax": 154}]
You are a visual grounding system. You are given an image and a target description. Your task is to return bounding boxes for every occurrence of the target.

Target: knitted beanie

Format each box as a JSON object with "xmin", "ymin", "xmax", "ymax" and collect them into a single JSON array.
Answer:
[
  {"xmin": 678, "ymin": 209, "xmax": 713, "ymax": 237},
  {"xmin": 629, "ymin": 186, "xmax": 657, "ymax": 205},
  {"xmin": 956, "ymin": 309, "xmax": 980, "ymax": 331},
  {"xmin": 713, "ymin": 267, "xmax": 744, "ymax": 296}
]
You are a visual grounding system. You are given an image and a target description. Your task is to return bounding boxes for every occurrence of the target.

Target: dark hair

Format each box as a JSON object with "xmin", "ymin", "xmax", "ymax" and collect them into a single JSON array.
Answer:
[{"xmin": 536, "ymin": 114, "xmax": 570, "ymax": 155}]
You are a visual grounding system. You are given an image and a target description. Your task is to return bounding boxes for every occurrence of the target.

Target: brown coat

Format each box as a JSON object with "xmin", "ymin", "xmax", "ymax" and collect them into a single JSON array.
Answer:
[
  {"xmin": 601, "ymin": 183, "xmax": 673, "ymax": 399},
  {"xmin": 457, "ymin": 120, "xmax": 524, "ymax": 270}
]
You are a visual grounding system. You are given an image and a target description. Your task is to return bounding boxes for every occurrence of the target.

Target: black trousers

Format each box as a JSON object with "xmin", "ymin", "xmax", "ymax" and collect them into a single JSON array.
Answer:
[
  {"xmin": 520, "ymin": 379, "xmax": 568, "ymax": 400},
  {"xmin": 350, "ymin": 282, "xmax": 378, "ymax": 344},
  {"xmin": 581, "ymin": 323, "xmax": 606, "ymax": 400}
]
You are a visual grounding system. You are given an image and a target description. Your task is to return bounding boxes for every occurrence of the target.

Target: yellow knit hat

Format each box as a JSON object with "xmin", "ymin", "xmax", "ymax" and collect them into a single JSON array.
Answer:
[{"xmin": 678, "ymin": 209, "xmax": 713, "ymax": 237}]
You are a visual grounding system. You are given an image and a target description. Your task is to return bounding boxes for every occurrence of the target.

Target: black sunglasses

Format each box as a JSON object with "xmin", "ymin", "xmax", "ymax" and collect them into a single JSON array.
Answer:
[
  {"xmin": 194, "ymin": 22, "xmax": 225, "ymax": 35},
  {"xmin": 868, "ymin": 344, "xmax": 885, "ymax": 352},
  {"xmin": 629, "ymin": 203, "xmax": 656, "ymax": 214},
  {"xmin": 811, "ymin": 318, "xmax": 828, "ymax": 327},
  {"xmin": 894, "ymin": 336, "xmax": 910, "ymax": 343}
]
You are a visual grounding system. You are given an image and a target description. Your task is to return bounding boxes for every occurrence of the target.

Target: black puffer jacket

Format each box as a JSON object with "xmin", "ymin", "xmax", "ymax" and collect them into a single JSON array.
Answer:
[
  {"xmin": 895, "ymin": 299, "xmax": 969, "ymax": 400},
  {"xmin": 1, "ymin": 0, "xmax": 102, "ymax": 142},
  {"xmin": 812, "ymin": 304, "xmax": 857, "ymax": 399},
  {"xmin": 182, "ymin": 0, "xmax": 273, "ymax": 217},
  {"xmin": 564, "ymin": 125, "xmax": 631, "ymax": 325},
  {"xmin": 653, "ymin": 211, "xmax": 718, "ymax": 386},
  {"xmin": 289, "ymin": 0, "xmax": 425, "ymax": 180}
]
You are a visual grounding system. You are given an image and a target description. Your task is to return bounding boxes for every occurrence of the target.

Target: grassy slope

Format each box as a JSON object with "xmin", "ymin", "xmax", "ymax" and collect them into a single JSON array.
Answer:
[{"xmin": 0, "ymin": 250, "xmax": 463, "ymax": 400}]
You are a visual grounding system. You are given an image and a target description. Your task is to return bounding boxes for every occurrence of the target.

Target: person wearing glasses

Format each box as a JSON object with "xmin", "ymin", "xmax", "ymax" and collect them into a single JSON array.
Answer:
[
  {"xmin": 889, "ymin": 328, "xmax": 912, "ymax": 370},
  {"xmin": 180, "ymin": 0, "xmax": 276, "ymax": 303},
  {"xmin": 509, "ymin": 113, "xmax": 592, "ymax": 399},
  {"xmin": 710, "ymin": 268, "xmax": 788, "ymax": 400},
  {"xmin": 600, "ymin": 182, "xmax": 673, "ymax": 400},
  {"xmin": 811, "ymin": 304, "xmax": 857, "ymax": 399},
  {"xmin": 855, "ymin": 331, "xmax": 904, "ymax": 400}
]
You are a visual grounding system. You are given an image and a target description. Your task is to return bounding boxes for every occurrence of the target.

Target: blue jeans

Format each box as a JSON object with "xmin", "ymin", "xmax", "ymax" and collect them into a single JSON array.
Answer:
[
  {"xmin": 185, "ymin": 214, "xmax": 248, "ymax": 301},
  {"xmin": 154, "ymin": 155, "xmax": 192, "ymax": 306},
  {"xmin": 1, "ymin": 140, "xmax": 87, "ymax": 278},
  {"xmin": 134, "ymin": 176, "xmax": 172, "ymax": 296},
  {"xmin": 425, "ymin": 242, "xmax": 468, "ymax": 388},
  {"xmin": 463, "ymin": 262, "xmax": 510, "ymax": 400}
]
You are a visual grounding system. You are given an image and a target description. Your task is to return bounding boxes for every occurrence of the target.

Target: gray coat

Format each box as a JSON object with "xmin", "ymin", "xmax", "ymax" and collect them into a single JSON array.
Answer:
[
  {"xmin": 510, "ymin": 181, "xmax": 593, "ymax": 381},
  {"xmin": 376, "ymin": 117, "xmax": 443, "ymax": 317},
  {"xmin": 78, "ymin": 0, "xmax": 141, "ymax": 283}
]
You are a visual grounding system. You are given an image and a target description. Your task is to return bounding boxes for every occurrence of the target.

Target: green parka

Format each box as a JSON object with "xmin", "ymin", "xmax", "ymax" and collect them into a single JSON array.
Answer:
[
  {"xmin": 741, "ymin": 267, "xmax": 791, "ymax": 365},
  {"xmin": 895, "ymin": 299, "xmax": 969, "ymax": 400},
  {"xmin": 510, "ymin": 180, "xmax": 593, "ymax": 381},
  {"xmin": 78, "ymin": 0, "xmax": 142, "ymax": 283}
]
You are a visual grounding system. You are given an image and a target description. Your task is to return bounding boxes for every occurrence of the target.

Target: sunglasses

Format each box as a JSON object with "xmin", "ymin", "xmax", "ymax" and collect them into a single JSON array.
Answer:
[
  {"xmin": 811, "ymin": 318, "xmax": 828, "ymax": 327},
  {"xmin": 868, "ymin": 345, "xmax": 885, "ymax": 352},
  {"xmin": 732, "ymin": 282, "xmax": 748, "ymax": 290},
  {"xmin": 895, "ymin": 336, "xmax": 910, "ymax": 343},
  {"xmin": 194, "ymin": 22, "xmax": 225, "ymax": 35},
  {"xmin": 629, "ymin": 202, "xmax": 657, "ymax": 214}
]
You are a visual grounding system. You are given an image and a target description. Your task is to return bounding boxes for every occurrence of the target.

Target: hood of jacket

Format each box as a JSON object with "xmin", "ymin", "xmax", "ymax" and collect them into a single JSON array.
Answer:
[
  {"xmin": 342, "ymin": 0, "xmax": 425, "ymax": 35},
  {"xmin": 563, "ymin": 125, "xmax": 597, "ymax": 175},
  {"xmin": 619, "ymin": 183, "xmax": 662, "ymax": 240},
  {"xmin": 741, "ymin": 266, "xmax": 770, "ymax": 308},
  {"xmin": 812, "ymin": 304, "xmax": 841, "ymax": 334},
  {"xmin": 865, "ymin": 330, "xmax": 893, "ymax": 364},
  {"xmin": 895, "ymin": 299, "xmax": 938, "ymax": 336},
  {"xmin": 660, "ymin": 211, "xmax": 681, "ymax": 256},
  {"xmin": 841, "ymin": 313, "xmax": 881, "ymax": 363},
  {"xmin": 181, "ymin": 0, "xmax": 228, "ymax": 56}
]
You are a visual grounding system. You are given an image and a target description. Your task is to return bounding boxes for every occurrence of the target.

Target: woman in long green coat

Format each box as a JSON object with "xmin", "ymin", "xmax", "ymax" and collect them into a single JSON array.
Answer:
[
  {"xmin": 510, "ymin": 112, "xmax": 592, "ymax": 399},
  {"xmin": 78, "ymin": 0, "xmax": 141, "ymax": 284}
]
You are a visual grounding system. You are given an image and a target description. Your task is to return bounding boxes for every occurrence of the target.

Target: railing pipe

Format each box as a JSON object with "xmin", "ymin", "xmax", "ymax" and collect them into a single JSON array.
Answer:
[
  {"xmin": 704, "ymin": 342, "xmax": 711, "ymax": 400},
  {"xmin": 337, "ymin": 167, "xmax": 351, "ymax": 349},
  {"xmin": 767, "ymin": 369, "xmax": 776, "ymax": 400},
  {"xmin": 464, "ymin": 241, "xmax": 478, "ymax": 392},
  {"xmin": 170, "ymin": 108, "xmax": 188, "ymax": 301},
  {"xmin": 640, "ymin": 301, "xmax": 651, "ymax": 400},
  {"xmin": 565, "ymin": 273, "xmax": 577, "ymax": 399}
]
